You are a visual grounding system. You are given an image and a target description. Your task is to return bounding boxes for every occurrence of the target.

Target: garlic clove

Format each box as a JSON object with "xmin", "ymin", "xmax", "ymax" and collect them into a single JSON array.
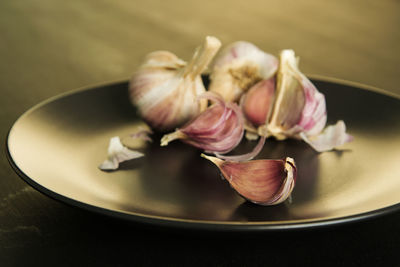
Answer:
[
  {"xmin": 209, "ymin": 41, "xmax": 278, "ymax": 102},
  {"xmin": 201, "ymin": 154, "xmax": 297, "ymax": 206},
  {"xmin": 129, "ymin": 36, "xmax": 221, "ymax": 131},
  {"xmin": 160, "ymin": 92, "xmax": 244, "ymax": 154},
  {"xmin": 267, "ymin": 49, "xmax": 327, "ymax": 139},
  {"xmin": 182, "ymin": 92, "xmax": 230, "ymax": 136},
  {"xmin": 99, "ymin": 136, "xmax": 144, "ymax": 171},
  {"xmin": 300, "ymin": 120, "xmax": 354, "ymax": 152},
  {"xmin": 241, "ymin": 78, "xmax": 275, "ymax": 127}
]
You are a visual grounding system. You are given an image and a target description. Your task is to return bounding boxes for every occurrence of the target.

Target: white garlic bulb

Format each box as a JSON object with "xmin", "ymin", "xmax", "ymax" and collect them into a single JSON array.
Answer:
[
  {"xmin": 129, "ymin": 36, "xmax": 221, "ymax": 131},
  {"xmin": 209, "ymin": 41, "xmax": 278, "ymax": 102}
]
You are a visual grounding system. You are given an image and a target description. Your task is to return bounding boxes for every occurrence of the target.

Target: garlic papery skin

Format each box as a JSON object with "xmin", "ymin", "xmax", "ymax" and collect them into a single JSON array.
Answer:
[
  {"xmin": 160, "ymin": 92, "xmax": 244, "ymax": 154},
  {"xmin": 215, "ymin": 136, "xmax": 266, "ymax": 162},
  {"xmin": 241, "ymin": 78, "xmax": 275, "ymax": 128},
  {"xmin": 266, "ymin": 49, "xmax": 327, "ymax": 140},
  {"xmin": 209, "ymin": 41, "xmax": 278, "ymax": 102},
  {"xmin": 99, "ymin": 136, "xmax": 144, "ymax": 171},
  {"xmin": 201, "ymin": 155, "xmax": 297, "ymax": 206},
  {"xmin": 300, "ymin": 120, "xmax": 354, "ymax": 152},
  {"xmin": 129, "ymin": 36, "xmax": 221, "ymax": 131}
]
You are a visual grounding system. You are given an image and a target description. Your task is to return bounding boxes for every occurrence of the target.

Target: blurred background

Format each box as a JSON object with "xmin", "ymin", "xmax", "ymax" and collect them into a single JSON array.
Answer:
[{"xmin": 1, "ymin": 0, "xmax": 399, "ymax": 100}]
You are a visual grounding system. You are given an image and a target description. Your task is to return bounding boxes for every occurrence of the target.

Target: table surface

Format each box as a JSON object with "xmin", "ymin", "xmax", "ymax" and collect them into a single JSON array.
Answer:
[{"xmin": 1, "ymin": 0, "xmax": 400, "ymax": 266}]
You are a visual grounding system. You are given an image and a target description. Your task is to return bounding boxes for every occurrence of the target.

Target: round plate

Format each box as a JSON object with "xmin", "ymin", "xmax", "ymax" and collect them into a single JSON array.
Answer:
[{"xmin": 6, "ymin": 77, "xmax": 400, "ymax": 231}]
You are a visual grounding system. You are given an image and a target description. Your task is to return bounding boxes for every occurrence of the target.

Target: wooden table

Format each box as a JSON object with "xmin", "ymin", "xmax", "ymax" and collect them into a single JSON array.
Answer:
[{"xmin": 1, "ymin": 0, "xmax": 399, "ymax": 265}]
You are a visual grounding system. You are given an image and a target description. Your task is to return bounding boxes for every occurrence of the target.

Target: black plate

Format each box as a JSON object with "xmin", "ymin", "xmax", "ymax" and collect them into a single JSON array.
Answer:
[{"xmin": 6, "ymin": 77, "xmax": 400, "ymax": 231}]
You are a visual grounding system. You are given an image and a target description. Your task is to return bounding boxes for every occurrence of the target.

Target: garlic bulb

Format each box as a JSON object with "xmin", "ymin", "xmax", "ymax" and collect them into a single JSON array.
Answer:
[
  {"xmin": 201, "ymin": 155, "xmax": 297, "ymax": 205},
  {"xmin": 129, "ymin": 36, "xmax": 221, "ymax": 131},
  {"xmin": 209, "ymin": 41, "xmax": 278, "ymax": 102},
  {"xmin": 160, "ymin": 92, "xmax": 244, "ymax": 154}
]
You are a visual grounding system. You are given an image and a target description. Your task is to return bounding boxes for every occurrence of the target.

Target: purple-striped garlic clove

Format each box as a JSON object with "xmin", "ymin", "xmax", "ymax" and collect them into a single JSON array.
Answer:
[
  {"xmin": 241, "ymin": 78, "xmax": 276, "ymax": 128},
  {"xmin": 209, "ymin": 41, "xmax": 278, "ymax": 102},
  {"xmin": 201, "ymin": 154, "xmax": 297, "ymax": 205},
  {"xmin": 129, "ymin": 36, "xmax": 221, "ymax": 132},
  {"xmin": 160, "ymin": 92, "xmax": 244, "ymax": 154}
]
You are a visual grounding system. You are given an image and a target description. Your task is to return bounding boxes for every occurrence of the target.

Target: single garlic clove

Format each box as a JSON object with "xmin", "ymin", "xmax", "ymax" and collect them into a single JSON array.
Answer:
[
  {"xmin": 160, "ymin": 92, "xmax": 244, "ymax": 154},
  {"xmin": 201, "ymin": 154, "xmax": 297, "ymax": 205},
  {"xmin": 300, "ymin": 120, "xmax": 354, "ymax": 152},
  {"xmin": 209, "ymin": 41, "xmax": 278, "ymax": 102},
  {"xmin": 99, "ymin": 136, "xmax": 144, "ymax": 171},
  {"xmin": 267, "ymin": 49, "xmax": 327, "ymax": 139},
  {"xmin": 129, "ymin": 36, "xmax": 221, "ymax": 131},
  {"xmin": 241, "ymin": 78, "xmax": 275, "ymax": 127}
]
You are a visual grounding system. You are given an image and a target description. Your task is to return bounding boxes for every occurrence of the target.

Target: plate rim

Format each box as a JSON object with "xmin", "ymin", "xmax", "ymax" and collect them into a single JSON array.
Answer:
[{"xmin": 5, "ymin": 75, "xmax": 400, "ymax": 231}]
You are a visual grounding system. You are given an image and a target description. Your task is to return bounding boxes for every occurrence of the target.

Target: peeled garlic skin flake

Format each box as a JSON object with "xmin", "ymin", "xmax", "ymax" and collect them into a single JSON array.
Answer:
[
  {"xmin": 202, "ymin": 155, "xmax": 297, "ymax": 206},
  {"xmin": 99, "ymin": 136, "xmax": 144, "ymax": 171},
  {"xmin": 300, "ymin": 120, "xmax": 354, "ymax": 152}
]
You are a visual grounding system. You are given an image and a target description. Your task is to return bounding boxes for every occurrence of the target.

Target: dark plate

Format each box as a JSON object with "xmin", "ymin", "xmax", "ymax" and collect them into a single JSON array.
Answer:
[{"xmin": 6, "ymin": 77, "xmax": 400, "ymax": 231}]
